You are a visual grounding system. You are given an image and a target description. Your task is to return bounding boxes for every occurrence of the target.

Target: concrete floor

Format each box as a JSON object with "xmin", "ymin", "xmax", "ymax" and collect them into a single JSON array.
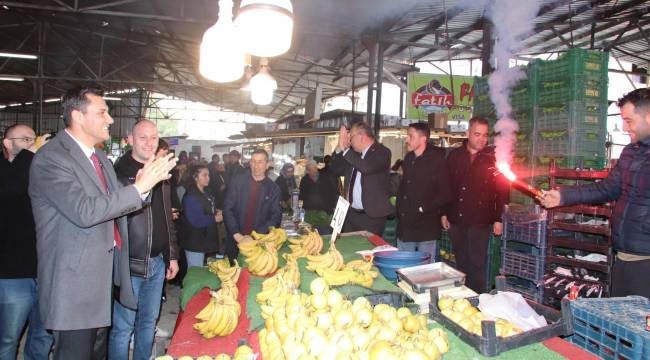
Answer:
[{"xmin": 18, "ymin": 283, "xmax": 182, "ymax": 359}]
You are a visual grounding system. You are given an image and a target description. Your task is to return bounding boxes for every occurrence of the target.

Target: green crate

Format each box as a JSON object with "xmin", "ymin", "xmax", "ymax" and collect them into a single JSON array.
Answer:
[
  {"xmin": 534, "ymin": 128, "xmax": 607, "ymax": 157},
  {"xmin": 487, "ymin": 234, "xmax": 502, "ymax": 290},
  {"xmin": 534, "ymin": 154, "xmax": 607, "ymax": 169},
  {"xmin": 537, "ymin": 75, "xmax": 607, "ymax": 106},
  {"xmin": 535, "ymin": 99, "xmax": 607, "ymax": 131},
  {"xmin": 537, "ymin": 48, "xmax": 609, "ymax": 81}
]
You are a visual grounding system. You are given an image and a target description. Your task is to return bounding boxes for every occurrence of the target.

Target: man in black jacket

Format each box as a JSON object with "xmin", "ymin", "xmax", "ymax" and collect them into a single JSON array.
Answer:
[
  {"xmin": 541, "ymin": 88, "xmax": 650, "ymax": 298},
  {"xmin": 223, "ymin": 149, "xmax": 281, "ymax": 263},
  {"xmin": 441, "ymin": 117, "xmax": 509, "ymax": 293},
  {"xmin": 0, "ymin": 125, "xmax": 53, "ymax": 359},
  {"xmin": 330, "ymin": 122, "xmax": 394, "ymax": 235},
  {"xmin": 397, "ymin": 123, "xmax": 451, "ymax": 261},
  {"xmin": 109, "ymin": 120, "xmax": 180, "ymax": 359}
]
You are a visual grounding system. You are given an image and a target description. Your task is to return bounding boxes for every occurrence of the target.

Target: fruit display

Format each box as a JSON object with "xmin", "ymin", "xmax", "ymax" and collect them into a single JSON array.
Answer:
[
  {"xmin": 438, "ymin": 295, "xmax": 523, "ymax": 337},
  {"xmin": 305, "ymin": 241, "xmax": 344, "ymax": 272},
  {"xmin": 315, "ymin": 258, "xmax": 379, "ymax": 288},
  {"xmin": 252, "ymin": 226, "xmax": 288, "ymax": 249},
  {"xmin": 257, "ymin": 277, "xmax": 450, "ymax": 360},
  {"xmin": 257, "ymin": 255, "xmax": 302, "ymax": 308},
  {"xmin": 240, "ymin": 241, "xmax": 279, "ymax": 276},
  {"xmin": 288, "ymin": 229, "xmax": 324, "ymax": 257},
  {"xmin": 156, "ymin": 344, "xmax": 255, "ymax": 360},
  {"xmin": 193, "ymin": 290, "xmax": 242, "ymax": 338},
  {"xmin": 208, "ymin": 258, "xmax": 241, "ymax": 284}
]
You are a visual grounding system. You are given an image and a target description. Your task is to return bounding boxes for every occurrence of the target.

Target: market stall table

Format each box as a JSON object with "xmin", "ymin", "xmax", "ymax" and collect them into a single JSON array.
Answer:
[{"xmin": 167, "ymin": 234, "xmax": 597, "ymax": 359}]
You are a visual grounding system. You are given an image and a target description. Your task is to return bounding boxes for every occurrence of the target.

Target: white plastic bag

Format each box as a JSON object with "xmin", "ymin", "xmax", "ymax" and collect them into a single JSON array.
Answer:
[{"xmin": 478, "ymin": 291, "xmax": 547, "ymax": 331}]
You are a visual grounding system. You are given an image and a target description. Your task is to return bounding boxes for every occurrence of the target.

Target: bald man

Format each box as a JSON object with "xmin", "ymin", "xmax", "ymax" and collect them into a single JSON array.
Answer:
[
  {"xmin": 109, "ymin": 120, "xmax": 179, "ymax": 359},
  {"xmin": 1, "ymin": 125, "xmax": 53, "ymax": 359}
]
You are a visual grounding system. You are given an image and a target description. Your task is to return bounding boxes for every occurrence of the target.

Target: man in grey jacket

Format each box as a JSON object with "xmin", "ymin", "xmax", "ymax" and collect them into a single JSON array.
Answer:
[{"xmin": 29, "ymin": 86, "xmax": 176, "ymax": 360}]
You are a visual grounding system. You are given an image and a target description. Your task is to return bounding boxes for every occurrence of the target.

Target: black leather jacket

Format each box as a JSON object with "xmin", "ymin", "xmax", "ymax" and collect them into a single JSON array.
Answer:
[{"xmin": 114, "ymin": 152, "xmax": 179, "ymax": 277}]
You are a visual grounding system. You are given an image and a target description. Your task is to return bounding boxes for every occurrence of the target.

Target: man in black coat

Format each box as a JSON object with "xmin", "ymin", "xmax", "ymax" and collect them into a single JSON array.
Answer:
[
  {"xmin": 0, "ymin": 125, "xmax": 53, "ymax": 359},
  {"xmin": 541, "ymin": 88, "xmax": 650, "ymax": 299},
  {"xmin": 397, "ymin": 123, "xmax": 451, "ymax": 262},
  {"xmin": 441, "ymin": 117, "xmax": 509, "ymax": 293},
  {"xmin": 329, "ymin": 122, "xmax": 394, "ymax": 235},
  {"xmin": 223, "ymin": 149, "xmax": 281, "ymax": 263}
]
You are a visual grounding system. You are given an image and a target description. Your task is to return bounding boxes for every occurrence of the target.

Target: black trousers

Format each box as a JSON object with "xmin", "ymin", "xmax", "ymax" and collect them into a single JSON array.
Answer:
[
  {"xmin": 342, "ymin": 210, "xmax": 387, "ymax": 236},
  {"xmin": 52, "ymin": 327, "xmax": 108, "ymax": 360},
  {"xmin": 611, "ymin": 257, "xmax": 650, "ymax": 298},
  {"xmin": 448, "ymin": 223, "xmax": 491, "ymax": 293}
]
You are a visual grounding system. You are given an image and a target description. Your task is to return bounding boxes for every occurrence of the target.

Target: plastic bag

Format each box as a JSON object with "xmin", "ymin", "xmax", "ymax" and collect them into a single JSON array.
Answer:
[{"xmin": 478, "ymin": 291, "xmax": 548, "ymax": 331}]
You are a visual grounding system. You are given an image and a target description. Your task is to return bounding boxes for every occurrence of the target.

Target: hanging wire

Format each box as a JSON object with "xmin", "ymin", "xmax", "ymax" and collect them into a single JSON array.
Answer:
[{"xmin": 443, "ymin": 0, "xmax": 455, "ymax": 110}]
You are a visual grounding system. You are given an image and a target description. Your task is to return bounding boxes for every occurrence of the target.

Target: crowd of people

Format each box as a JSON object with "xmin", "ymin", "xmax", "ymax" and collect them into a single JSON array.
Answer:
[{"xmin": 1, "ymin": 85, "xmax": 650, "ymax": 359}]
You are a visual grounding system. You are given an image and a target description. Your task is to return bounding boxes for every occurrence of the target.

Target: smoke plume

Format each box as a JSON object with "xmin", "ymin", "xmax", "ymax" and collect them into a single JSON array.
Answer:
[{"xmin": 484, "ymin": 0, "xmax": 542, "ymax": 166}]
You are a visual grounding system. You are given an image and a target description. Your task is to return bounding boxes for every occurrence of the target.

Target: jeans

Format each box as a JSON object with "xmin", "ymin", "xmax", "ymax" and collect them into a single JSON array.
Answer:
[
  {"xmin": 185, "ymin": 250, "xmax": 205, "ymax": 268},
  {"xmin": 108, "ymin": 255, "xmax": 165, "ymax": 360},
  {"xmin": 0, "ymin": 278, "xmax": 52, "ymax": 360},
  {"xmin": 397, "ymin": 239, "xmax": 438, "ymax": 263}
]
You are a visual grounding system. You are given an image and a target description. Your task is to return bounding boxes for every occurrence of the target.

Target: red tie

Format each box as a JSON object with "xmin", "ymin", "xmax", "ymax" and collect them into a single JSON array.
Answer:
[{"xmin": 90, "ymin": 153, "xmax": 122, "ymax": 250}]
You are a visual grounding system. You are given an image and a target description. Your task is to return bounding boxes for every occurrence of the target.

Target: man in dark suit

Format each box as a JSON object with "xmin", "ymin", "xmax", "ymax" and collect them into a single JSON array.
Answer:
[
  {"xmin": 329, "ymin": 122, "xmax": 394, "ymax": 235},
  {"xmin": 29, "ymin": 86, "xmax": 176, "ymax": 360}
]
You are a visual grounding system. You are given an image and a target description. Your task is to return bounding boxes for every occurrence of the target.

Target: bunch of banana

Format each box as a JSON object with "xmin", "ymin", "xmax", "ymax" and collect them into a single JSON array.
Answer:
[
  {"xmin": 193, "ymin": 290, "xmax": 241, "ymax": 338},
  {"xmin": 251, "ymin": 226, "xmax": 288, "ymax": 249},
  {"xmin": 315, "ymin": 267, "xmax": 379, "ymax": 288},
  {"xmin": 269, "ymin": 253, "xmax": 300, "ymax": 288},
  {"xmin": 237, "ymin": 238, "xmax": 261, "ymax": 257},
  {"xmin": 257, "ymin": 273, "xmax": 294, "ymax": 304},
  {"xmin": 215, "ymin": 278, "xmax": 239, "ymax": 300},
  {"xmin": 288, "ymin": 229, "xmax": 324, "ymax": 257},
  {"xmin": 208, "ymin": 258, "xmax": 241, "ymax": 284},
  {"xmin": 305, "ymin": 242, "xmax": 344, "ymax": 272},
  {"xmin": 245, "ymin": 242, "xmax": 279, "ymax": 276},
  {"xmin": 344, "ymin": 256, "xmax": 374, "ymax": 272}
]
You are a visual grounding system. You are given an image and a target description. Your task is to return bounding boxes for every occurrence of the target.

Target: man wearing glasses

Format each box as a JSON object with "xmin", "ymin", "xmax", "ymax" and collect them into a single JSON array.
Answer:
[{"xmin": 0, "ymin": 125, "xmax": 53, "ymax": 359}]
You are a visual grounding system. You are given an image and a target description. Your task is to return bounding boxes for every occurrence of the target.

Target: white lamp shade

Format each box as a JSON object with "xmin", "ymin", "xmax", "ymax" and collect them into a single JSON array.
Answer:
[
  {"xmin": 250, "ymin": 69, "xmax": 277, "ymax": 105},
  {"xmin": 235, "ymin": 0, "xmax": 294, "ymax": 57},
  {"xmin": 199, "ymin": 13, "xmax": 245, "ymax": 82}
]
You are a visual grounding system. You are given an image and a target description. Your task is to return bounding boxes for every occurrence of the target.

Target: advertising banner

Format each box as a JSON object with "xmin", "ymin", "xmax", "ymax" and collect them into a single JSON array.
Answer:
[{"xmin": 407, "ymin": 73, "xmax": 475, "ymax": 123}]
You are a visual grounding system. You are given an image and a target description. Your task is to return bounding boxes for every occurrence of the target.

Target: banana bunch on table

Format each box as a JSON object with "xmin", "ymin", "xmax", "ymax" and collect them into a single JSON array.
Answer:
[
  {"xmin": 305, "ymin": 241, "xmax": 344, "ymax": 272},
  {"xmin": 241, "ymin": 241, "xmax": 279, "ymax": 276},
  {"xmin": 288, "ymin": 229, "xmax": 324, "ymax": 257},
  {"xmin": 251, "ymin": 226, "xmax": 288, "ymax": 249},
  {"xmin": 315, "ymin": 256, "xmax": 379, "ymax": 288},
  {"xmin": 207, "ymin": 258, "xmax": 241, "ymax": 284},
  {"xmin": 193, "ymin": 290, "xmax": 241, "ymax": 338}
]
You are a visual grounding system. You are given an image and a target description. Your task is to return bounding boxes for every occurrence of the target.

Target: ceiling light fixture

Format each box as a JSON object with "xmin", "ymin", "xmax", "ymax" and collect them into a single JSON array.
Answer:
[
  {"xmin": 103, "ymin": 97, "xmax": 121, "ymax": 101},
  {"xmin": 0, "ymin": 76, "xmax": 24, "ymax": 81},
  {"xmin": 44, "ymin": 98, "xmax": 60, "ymax": 103},
  {"xmin": 235, "ymin": 0, "xmax": 294, "ymax": 57},
  {"xmin": 199, "ymin": 0, "xmax": 245, "ymax": 83},
  {"xmin": 250, "ymin": 58, "xmax": 277, "ymax": 105},
  {"xmin": 8, "ymin": 103, "xmax": 21, "ymax": 107},
  {"xmin": 0, "ymin": 52, "xmax": 38, "ymax": 60}
]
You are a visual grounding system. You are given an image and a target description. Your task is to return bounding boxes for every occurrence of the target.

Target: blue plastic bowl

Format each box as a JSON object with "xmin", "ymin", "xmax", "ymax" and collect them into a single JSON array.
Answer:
[
  {"xmin": 373, "ymin": 251, "xmax": 431, "ymax": 265},
  {"xmin": 373, "ymin": 257, "xmax": 431, "ymax": 281}
]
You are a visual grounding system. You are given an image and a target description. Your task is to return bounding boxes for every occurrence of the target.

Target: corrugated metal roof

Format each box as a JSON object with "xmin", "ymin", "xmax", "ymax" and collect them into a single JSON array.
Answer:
[{"xmin": 0, "ymin": 0, "xmax": 648, "ymax": 120}]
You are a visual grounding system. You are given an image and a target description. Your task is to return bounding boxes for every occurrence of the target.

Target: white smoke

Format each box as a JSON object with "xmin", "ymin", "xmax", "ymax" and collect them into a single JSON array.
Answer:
[{"xmin": 484, "ymin": 0, "xmax": 542, "ymax": 166}]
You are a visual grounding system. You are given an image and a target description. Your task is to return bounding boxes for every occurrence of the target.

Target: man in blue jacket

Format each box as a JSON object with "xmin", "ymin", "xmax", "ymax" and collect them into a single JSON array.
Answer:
[
  {"xmin": 223, "ymin": 148, "xmax": 281, "ymax": 263},
  {"xmin": 541, "ymin": 88, "xmax": 650, "ymax": 299}
]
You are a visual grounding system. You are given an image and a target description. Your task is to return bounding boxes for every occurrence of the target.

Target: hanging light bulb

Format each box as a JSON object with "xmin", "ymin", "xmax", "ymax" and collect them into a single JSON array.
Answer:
[
  {"xmin": 199, "ymin": 0, "xmax": 245, "ymax": 83},
  {"xmin": 250, "ymin": 58, "xmax": 277, "ymax": 105},
  {"xmin": 235, "ymin": 0, "xmax": 294, "ymax": 57}
]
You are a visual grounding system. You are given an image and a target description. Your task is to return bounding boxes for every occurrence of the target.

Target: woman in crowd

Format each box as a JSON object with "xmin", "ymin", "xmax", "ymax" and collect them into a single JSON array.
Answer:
[{"xmin": 179, "ymin": 165, "xmax": 222, "ymax": 268}]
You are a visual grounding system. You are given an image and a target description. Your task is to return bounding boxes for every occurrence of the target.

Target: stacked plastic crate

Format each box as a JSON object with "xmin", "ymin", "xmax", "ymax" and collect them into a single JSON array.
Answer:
[
  {"xmin": 533, "ymin": 49, "xmax": 609, "ymax": 169},
  {"xmin": 500, "ymin": 204, "xmax": 548, "ymax": 303}
]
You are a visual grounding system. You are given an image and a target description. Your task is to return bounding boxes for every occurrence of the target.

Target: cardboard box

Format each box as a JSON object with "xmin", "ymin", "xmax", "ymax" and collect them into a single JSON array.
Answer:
[{"xmin": 428, "ymin": 112, "xmax": 448, "ymax": 130}]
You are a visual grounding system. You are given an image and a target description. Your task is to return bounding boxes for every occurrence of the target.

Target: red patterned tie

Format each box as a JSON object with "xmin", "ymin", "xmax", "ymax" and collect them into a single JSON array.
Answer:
[{"xmin": 90, "ymin": 153, "xmax": 122, "ymax": 250}]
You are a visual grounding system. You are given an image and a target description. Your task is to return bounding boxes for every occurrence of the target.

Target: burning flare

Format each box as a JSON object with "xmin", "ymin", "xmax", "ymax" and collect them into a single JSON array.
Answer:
[{"xmin": 497, "ymin": 163, "xmax": 543, "ymax": 198}]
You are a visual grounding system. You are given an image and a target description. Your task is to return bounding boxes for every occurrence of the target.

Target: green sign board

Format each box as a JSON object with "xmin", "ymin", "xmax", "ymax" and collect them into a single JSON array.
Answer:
[{"xmin": 406, "ymin": 73, "xmax": 475, "ymax": 123}]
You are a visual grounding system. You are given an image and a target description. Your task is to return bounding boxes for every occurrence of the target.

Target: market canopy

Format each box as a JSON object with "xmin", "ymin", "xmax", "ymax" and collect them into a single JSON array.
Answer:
[{"xmin": 1, "ymin": 0, "xmax": 648, "ymax": 119}]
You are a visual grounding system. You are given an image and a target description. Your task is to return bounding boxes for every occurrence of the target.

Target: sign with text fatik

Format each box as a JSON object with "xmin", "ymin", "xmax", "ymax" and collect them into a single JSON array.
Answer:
[{"xmin": 330, "ymin": 196, "xmax": 350, "ymax": 244}]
